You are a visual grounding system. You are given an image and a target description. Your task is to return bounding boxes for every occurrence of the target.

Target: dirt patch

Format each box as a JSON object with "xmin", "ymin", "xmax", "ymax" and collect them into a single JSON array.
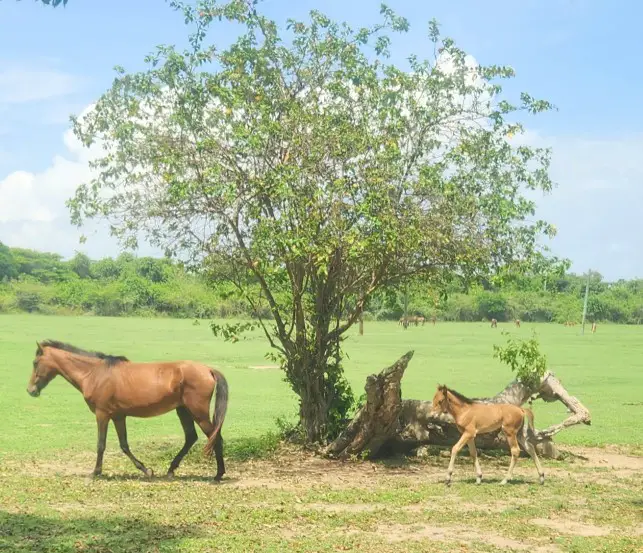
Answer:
[
  {"xmin": 531, "ymin": 518, "xmax": 611, "ymax": 537},
  {"xmin": 564, "ymin": 446, "xmax": 643, "ymax": 471},
  {"xmin": 375, "ymin": 523, "xmax": 560, "ymax": 552},
  {"xmin": 248, "ymin": 364, "xmax": 279, "ymax": 370}
]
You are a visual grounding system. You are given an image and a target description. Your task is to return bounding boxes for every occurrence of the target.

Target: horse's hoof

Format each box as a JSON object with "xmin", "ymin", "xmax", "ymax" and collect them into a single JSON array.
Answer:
[
  {"xmin": 91, "ymin": 471, "xmax": 102, "ymax": 479},
  {"xmin": 500, "ymin": 479, "xmax": 508, "ymax": 486},
  {"xmin": 476, "ymin": 477, "xmax": 482, "ymax": 485},
  {"xmin": 539, "ymin": 475, "xmax": 545, "ymax": 485},
  {"xmin": 144, "ymin": 469, "xmax": 154, "ymax": 478},
  {"xmin": 213, "ymin": 473, "xmax": 224, "ymax": 483},
  {"xmin": 445, "ymin": 479, "xmax": 452, "ymax": 487},
  {"xmin": 166, "ymin": 471, "xmax": 175, "ymax": 480}
]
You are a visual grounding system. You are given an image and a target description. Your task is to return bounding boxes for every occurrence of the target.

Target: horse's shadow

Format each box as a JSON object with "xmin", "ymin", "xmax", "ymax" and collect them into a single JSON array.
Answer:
[{"xmin": 89, "ymin": 473, "xmax": 240, "ymax": 485}]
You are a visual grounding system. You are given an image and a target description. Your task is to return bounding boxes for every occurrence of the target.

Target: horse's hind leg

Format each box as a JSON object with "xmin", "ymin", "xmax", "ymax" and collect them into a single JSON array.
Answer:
[
  {"xmin": 501, "ymin": 431, "xmax": 520, "ymax": 485},
  {"xmin": 167, "ymin": 407, "xmax": 198, "ymax": 477},
  {"xmin": 113, "ymin": 417, "xmax": 153, "ymax": 477},
  {"xmin": 188, "ymin": 403, "xmax": 225, "ymax": 481},
  {"xmin": 518, "ymin": 433, "xmax": 545, "ymax": 485},
  {"xmin": 467, "ymin": 439, "xmax": 483, "ymax": 484}
]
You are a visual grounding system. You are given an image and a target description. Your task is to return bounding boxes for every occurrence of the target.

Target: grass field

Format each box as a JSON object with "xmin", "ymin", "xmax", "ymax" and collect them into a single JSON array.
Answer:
[{"xmin": 1, "ymin": 314, "xmax": 642, "ymax": 552}]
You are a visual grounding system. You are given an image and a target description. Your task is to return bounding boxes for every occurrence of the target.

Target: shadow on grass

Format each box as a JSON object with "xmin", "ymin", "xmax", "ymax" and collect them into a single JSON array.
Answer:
[
  {"xmin": 95, "ymin": 473, "xmax": 241, "ymax": 485},
  {"xmin": 0, "ymin": 510, "xmax": 204, "ymax": 553}
]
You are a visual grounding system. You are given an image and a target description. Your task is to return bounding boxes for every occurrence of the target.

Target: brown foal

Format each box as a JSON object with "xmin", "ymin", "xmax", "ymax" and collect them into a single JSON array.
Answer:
[
  {"xmin": 27, "ymin": 340, "xmax": 228, "ymax": 480},
  {"xmin": 431, "ymin": 385, "xmax": 545, "ymax": 486}
]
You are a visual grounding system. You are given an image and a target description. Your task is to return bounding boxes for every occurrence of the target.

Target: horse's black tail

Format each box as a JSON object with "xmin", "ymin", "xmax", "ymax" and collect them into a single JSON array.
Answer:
[{"xmin": 204, "ymin": 369, "xmax": 228, "ymax": 456}]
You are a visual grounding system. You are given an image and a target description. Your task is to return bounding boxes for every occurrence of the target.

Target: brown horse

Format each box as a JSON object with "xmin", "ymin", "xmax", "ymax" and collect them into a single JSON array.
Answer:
[
  {"xmin": 431, "ymin": 385, "xmax": 544, "ymax": 486},
  {"xmin": 515, "ymin": 319, "xmax": 521, "ymax": 328},
  {"xmin": 490, "ymin": 318, "xmax": 498, "ymax": 328},
  {"xmin": 27, "ymin": 340, "xmax": 228, "ymax": 480}
]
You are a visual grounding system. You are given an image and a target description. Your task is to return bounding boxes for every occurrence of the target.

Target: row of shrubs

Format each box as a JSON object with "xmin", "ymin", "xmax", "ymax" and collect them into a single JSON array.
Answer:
[
  {"xmin": 3, "ymin": 277, "xmax": 643, "ymax": 323},
  {"xmin": 2, "ymin": 243, "xmax": 641, "ymax": 323}
]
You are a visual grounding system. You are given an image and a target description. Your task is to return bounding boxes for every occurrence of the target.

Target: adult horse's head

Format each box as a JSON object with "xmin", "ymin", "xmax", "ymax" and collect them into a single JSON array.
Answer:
[
  {"xmin": 431, "ymin": 384, "xmax": 450, "ymax": 415},
  {"xmin": 27, "ymin": 341, "xmax": 57, "ymax": 397}
]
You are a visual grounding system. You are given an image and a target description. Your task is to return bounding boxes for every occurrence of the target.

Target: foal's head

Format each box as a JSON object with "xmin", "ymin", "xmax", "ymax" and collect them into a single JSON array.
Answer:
[
  {"xmin": 27, "ymin": 342, "xmax": 57, "ymax": 397},
  {"xmin": 431, "ymin": 385, "xmax": 450, "ymax": 414}
]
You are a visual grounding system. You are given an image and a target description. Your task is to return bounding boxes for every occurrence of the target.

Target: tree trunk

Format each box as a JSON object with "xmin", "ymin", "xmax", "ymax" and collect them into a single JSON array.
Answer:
[
  {"xmin": 324, "ymin": 351, "xmax": 414, "ymax": 458},
  {"xmin": 325, "ymin": 353, "xmax": 591, "ymax": 460}
]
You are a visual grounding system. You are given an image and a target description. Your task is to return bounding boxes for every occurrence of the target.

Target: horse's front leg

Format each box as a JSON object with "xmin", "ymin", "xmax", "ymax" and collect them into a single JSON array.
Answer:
[
  {"xmin": 113, "ymin": 416, "xmax": 154, "ymax": 477},
  {"xmin": 92, "ymin": 411, "xmax": 110, "ymax": 477},
  {"xmin": 446, "ymin": 432, "xmax": 471, "ymax": 486}
]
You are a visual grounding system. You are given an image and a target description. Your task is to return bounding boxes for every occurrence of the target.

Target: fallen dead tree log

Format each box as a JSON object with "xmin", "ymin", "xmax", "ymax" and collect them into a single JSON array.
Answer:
[{"xmin": 325, "ymin": 351, "xmax": 591, "ymax": 460}]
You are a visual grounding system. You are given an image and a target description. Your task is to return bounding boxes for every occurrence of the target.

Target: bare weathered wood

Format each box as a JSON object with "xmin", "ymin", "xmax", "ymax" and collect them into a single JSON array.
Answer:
[
  {"xmin": 324, "ymin": 351, "xmax": 414, "ymax": 459},
  {"xmin": 325, "ymin": 356, "xmax": 592, "ymax": 460},
  {"xmin": 533, "ymin": 372, "xmax": 592, "ymax": 438}
]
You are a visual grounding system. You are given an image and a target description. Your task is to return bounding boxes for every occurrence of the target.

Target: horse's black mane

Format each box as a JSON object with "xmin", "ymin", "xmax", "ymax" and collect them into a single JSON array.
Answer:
[
  {"xmin": 38, "ymin": 340, "xmax": 129, "ymax": 367},
  {"xmin": 444, "ymin": 387, "xmax": 475, "ymax": 404}
]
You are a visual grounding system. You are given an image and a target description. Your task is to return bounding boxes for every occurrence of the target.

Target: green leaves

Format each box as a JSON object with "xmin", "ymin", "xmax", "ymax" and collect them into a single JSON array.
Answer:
[{"xmin": 493, "ymin": 332, "xmax": 548, "ymax": 389}]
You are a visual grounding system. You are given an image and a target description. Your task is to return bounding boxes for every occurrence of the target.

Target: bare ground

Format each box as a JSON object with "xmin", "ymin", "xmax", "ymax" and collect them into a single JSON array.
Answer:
[{"xmin": 3, "ymin": 444, "xmax": 641, "ymax": 551}]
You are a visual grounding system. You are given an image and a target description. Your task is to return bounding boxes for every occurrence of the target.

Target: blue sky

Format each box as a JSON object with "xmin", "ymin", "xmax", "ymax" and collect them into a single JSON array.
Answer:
[{"xmin": 0, "ymin": 0, "xmax": 641, "ymax": 280}]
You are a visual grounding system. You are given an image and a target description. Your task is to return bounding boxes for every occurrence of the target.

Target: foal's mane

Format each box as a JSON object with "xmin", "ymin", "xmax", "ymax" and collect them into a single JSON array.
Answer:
[
  {"xmin": 39, "ymin": 340, "xmax": 129, "ymax": 367},
  {"xmin": 443, "ymin": 386, "xmax": 475, "ymax": 405}
]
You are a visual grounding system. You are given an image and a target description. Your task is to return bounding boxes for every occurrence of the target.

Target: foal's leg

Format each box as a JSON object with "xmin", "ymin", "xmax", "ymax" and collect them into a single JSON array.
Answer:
[
  {"xmin": 467, "ymin": 439, "xmax": 483, "ymax": 484},
  {"xmin": 166, "ymin": 406, "xmax": 199, "ymax": 477},
  {"xmin": 501, "ymin": 431, "xmax": 521, "ymax": 485},
  {"xmin": 92, "ymin": 411, "xmax": 110, "ymax": 477},
  {"xmin": 518, "ymin": 433, "xmax": 545, "ymax": 485},
  {"xmin": 113, "ymin": 417, "xmax": 153, "ymax": 477},
  {"xmin": 446, "ymin": 432, "xmax": 472, "ymax": 486}
]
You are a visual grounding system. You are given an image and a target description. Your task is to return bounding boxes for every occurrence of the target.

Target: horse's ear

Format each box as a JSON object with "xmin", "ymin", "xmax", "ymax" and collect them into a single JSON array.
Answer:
[{"xmin": 36, "ymin": 341, "xmax": 42, "ymax": 354}]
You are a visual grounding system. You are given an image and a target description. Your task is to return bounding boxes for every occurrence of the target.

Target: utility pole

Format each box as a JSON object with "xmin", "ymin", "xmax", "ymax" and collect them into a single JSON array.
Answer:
[{"xmin": 581, "ymin": 270, "xmax": 590, "ymax": 335}]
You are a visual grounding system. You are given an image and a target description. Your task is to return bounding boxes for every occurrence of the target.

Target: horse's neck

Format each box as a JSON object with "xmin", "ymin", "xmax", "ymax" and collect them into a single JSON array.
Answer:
[
  {"xmin": 446, "ymin": 392, "xmax": 469, "ymax": 419},
  {"xmin": 52, "ymin": 351, "xmax": 103, "ymax": 392}
]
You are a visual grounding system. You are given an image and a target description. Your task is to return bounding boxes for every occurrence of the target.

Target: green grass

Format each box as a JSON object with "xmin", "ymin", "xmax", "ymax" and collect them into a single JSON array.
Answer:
[
  {"xmin": 1, "ymin": 314, "xmax": 642, "ymax": 552},
  {"xmin": 2, "ymin": 314, "xmax": 642, "ymax": 451}
]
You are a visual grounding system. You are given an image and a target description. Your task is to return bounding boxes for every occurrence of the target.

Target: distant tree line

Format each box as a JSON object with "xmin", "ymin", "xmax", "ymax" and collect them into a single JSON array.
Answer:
[{"xmin": 1, "ymin": 242, "xmax": 641, "ymax": 323}]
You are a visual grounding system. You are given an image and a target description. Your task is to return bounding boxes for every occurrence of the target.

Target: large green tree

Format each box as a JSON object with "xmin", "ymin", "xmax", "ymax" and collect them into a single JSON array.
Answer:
[{"xmin": 69, "ymin": 0, "xmax": 557, "ymax": 442}]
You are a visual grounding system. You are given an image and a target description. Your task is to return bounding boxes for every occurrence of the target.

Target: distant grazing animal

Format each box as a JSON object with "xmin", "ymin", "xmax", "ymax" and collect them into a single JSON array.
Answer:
[
  {"xmin": 591, "ymin": 322, "xmax": 597, "ymax": 333},
  {"xmin": 515, "ymin": 319, "xmax": 521, "ymax": 328},
  {"xmin": 431, "ymin": 385, "xmax": 545, "ymax": 486},
  {"xmin": 490, "ymin": 318, "xmax": 498, "ymax": 328},
  {"xmin": 399, "ymin": 315, "xmax": 421, "ymax": 327},
  {"xmin": 27, "ymin": 340, "xmax": 228, "ymax": 480}
]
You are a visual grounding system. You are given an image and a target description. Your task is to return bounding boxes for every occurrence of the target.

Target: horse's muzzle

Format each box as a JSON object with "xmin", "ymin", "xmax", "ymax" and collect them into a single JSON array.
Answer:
[{"xmin": 27, "ymin": 387, "xmax": 40, "ymax": 398}]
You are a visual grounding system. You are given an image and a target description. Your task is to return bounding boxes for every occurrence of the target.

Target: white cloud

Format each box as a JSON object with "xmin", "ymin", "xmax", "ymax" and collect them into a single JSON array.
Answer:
[
  {"xmin": 0, "ymin": 110, "xmax": 159, "ymax": 259},
  {"xmin": 0, "ymin": 66, "xmax": 84, "ymax": 104}
]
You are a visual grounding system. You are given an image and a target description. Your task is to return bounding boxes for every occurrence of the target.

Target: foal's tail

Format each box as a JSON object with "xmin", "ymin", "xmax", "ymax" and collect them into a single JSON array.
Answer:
[
  {"xmin": 521, "ymin": 407, "xmax": 536, "ymax": 440},
  {"xmin": 204, "ymin": 368, "xmax": 229, "ymax": 456}
]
